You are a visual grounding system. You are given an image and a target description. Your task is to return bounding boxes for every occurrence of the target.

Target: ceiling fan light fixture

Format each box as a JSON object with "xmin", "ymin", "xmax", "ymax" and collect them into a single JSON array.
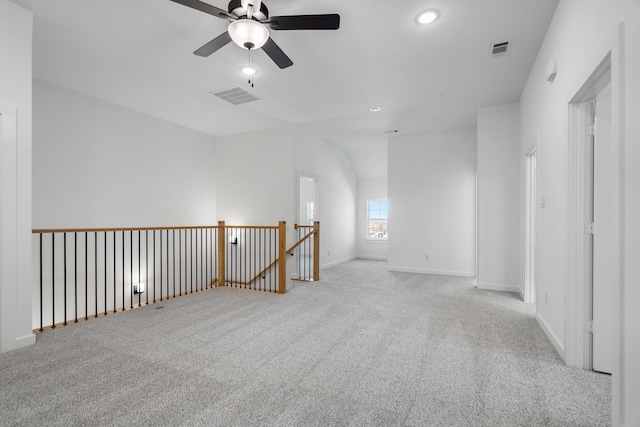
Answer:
[
  {"xmin": 241, "ymin": 66, "xmax": 257, "ymax": 75},
  {"xmin": 228, "ymin": 19, "xmax": 269, "ymax": 50},
  {"xmin": 416, "ymin": 9, "xmax": 440, "ymax": 25}
]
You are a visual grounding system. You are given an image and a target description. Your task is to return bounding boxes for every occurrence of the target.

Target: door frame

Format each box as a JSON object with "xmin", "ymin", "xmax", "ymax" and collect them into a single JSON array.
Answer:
[
  {"xmin": 295, "ymin": 171, "xmax": 319, "ymax": 278},
  {"xmin": 524, "ymin": 145, "xmax": 537, "ymax": 304},
  {"xmin": 296, "ymin": 171, "xmax": 319, "ymax": 226},
  {"xmin": 566, "ymin": 23, "xmax": 624, "ymax": 424}
]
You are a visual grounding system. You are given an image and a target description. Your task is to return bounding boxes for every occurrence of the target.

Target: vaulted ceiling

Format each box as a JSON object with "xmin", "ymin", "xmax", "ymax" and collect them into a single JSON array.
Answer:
[{"xmin": 17, "ymin": 0, "xmax": 558, "ymax": 178}]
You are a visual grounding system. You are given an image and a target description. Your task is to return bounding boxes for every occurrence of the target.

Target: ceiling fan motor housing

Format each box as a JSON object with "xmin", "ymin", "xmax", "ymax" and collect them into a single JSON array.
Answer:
[{"xmin": 228, "ymin": 0, "xmax": 269, "ymax": 20}]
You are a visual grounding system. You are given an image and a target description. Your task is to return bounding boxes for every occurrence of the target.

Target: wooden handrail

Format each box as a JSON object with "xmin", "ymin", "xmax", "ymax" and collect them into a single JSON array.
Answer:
[
  {"xmin": 32, "ymin": 225, "xmax": 221, "ymax": 234},
  {"xmin": 246, "ymin": 258, "xmax": 279, "ymax": 286},
  {"xmin": 286, "ymin": 230, "xmax": 315, "ymax": 255},
  {"xmin": 32, "ymin": 224, "xmax": 280, "ymax": 234},
  {"xmin": 243, "ymin": 223, "xmax": 319, "ymax": 287},
  {"xmin": 222, "ymin": 225, "xmax": 279, "ymax": 230}
]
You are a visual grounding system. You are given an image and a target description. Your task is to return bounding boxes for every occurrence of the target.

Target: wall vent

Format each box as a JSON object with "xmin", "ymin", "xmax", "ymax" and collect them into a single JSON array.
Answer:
[
  {"xmin": 211, "ymin": 87, "xmax": 260, "ymax": 105},
  {"xmin": 491, "ymin": 41, "xmax": 510, "ymax": 57}
]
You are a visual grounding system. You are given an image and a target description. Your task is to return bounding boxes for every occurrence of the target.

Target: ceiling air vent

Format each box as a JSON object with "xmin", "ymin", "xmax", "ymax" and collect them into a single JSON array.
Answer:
[
  {"xmin": 211, "ymin": 87, "xmax": 260, "ymax": 106},
  {"xmin": 491, "ymin": 41, "xmax": 510, "ymax": 57}
]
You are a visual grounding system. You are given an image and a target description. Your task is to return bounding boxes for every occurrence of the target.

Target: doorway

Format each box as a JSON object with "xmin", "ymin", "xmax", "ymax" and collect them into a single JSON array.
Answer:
[
  {"xmin": 524, "ymin": 146, "xmax": 537, "ymax": 305},
  {"xmin": 568, "ymin": 54, "xmax": 616, "ymax": 375},
  {"xmin": 297, "ymin": 173, "xmax": 318, "ymax": 280},
  {"xmin": 565, "ymin": 23, "xmax": 623, "ymax": 424},
  {"xmin": 298, "ymin": 175, "xmax": 317, "ymax": 226}
]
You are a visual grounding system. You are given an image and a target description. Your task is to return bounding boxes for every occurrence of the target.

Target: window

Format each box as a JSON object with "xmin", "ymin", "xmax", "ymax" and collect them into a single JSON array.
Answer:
[{"xmin": 367, "ymin": 199, "xmax": 388, "ymax": 240}]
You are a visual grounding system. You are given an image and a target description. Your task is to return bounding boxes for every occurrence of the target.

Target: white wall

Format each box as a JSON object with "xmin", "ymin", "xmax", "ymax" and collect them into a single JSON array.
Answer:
[
  {"xmin": 623, "ymin": 1, "xmax": 640, "ymax": 421},
  {"xmin": 346, "ymin": 148, "xmax": 388, "ymax": 180},
  {"xmin": 520, "ymin": 0, "xmax": 640, "ymax": 424},
  {"xmin": 215, "ymin": 126, "xmax": 296, "ymax": 228},
  {"xmin": 387, "ymin": 128, "xmax": 477, "ymax": 276},
  {"xmin": 215, "ymin": 126, "xmax": 358, "ymax": 275},
  {"xmin": 33, "ymin": 80, "xmax": 217, "ymax": 228},
  {"xmin": 215, "ymin": 126, "xmax": 296, "ymax": 289},
  {"xmin": 357, "ymin": 178, "xmax": 388, "ymax": 260},
  {"xmin": 294, "ymin": 128, "xmax": 358, "ymax": 268},
  {"xmin": 477, "ymin": 104, "xmax": 521, "ymax": 293},
  {"xmin": 0, "ymin": 0, "xmax": 35, "ymax": 353}
]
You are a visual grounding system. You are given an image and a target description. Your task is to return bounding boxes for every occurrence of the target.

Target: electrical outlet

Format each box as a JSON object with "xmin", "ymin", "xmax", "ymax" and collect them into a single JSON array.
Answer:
[
  {"xmin": 327, "ymin": 250, "xmax": 331, "ymax": 256},
  {"xmin": 425, "ymin": 254, "xmax": 430, "ymax": 261}
]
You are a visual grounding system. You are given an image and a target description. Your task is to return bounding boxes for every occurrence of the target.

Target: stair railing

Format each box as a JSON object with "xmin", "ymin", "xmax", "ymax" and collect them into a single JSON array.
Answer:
[
  {"xmin": 32, "ymin": 225, "xmax": 220, "ymax": 332},
  {"xmin": 290, "ymin": 222, "xmax": 320, "ymax": 282},
  {"xmin": 33, "ymin": 220, "xmax": 319, "ymax": 332}
]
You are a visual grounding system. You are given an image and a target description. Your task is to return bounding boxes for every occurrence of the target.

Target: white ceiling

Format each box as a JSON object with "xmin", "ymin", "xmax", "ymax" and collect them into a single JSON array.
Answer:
[{"xmin": 16, "ymin": 0, "xmax": 558, "ymax": 179}]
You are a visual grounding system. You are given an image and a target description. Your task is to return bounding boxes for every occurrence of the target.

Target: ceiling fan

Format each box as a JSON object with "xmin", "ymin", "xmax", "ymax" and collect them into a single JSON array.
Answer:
[{"xmin": 170, "ymin": 0, "xmax": 340, "ymax": 69}]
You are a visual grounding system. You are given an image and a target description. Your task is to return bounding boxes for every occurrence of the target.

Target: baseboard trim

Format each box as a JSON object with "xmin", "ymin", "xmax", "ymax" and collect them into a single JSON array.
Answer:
[
  {"xmin": 356, "ymin": 255, "xmax": 387, "ymax": 261},
  {"xmin": 1, "ymin": 333, "xmax": 36, "ymax": 353},
  {"xmin": 477, "ymin": 283, "xmax": 521, "ymax": 294},
  {"xmin": 386, "ymin": 265, "xmax": 475, "ymax": 278},
  {"xmin": 321, "ymin": 256, "xmax": 357, "ymax": 270},
  {"xmin": 536, "ymin": 313, "xmax": 565, "ymax": 361}
]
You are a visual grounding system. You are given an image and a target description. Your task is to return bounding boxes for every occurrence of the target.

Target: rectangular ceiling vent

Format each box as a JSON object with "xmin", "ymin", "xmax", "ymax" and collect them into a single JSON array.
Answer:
[
  {"xmin": 491, "ymin": 41, "xmax": 510, "ymax": 57},
  {"xmin": 211, "ymin": 87, "xmax": 260, "ymax": 106}
]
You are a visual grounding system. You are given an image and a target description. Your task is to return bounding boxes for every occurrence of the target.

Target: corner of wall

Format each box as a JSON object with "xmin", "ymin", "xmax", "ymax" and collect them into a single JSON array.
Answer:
[{"xmin": 0, "ymin": 0, "xmax": 35, "ymax": 353}]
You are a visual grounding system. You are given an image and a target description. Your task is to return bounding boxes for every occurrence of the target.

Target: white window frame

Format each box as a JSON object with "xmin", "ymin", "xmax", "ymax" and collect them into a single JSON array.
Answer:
[{"xmin": 366, "ymin": 199, "xmax": 388, "ymax": 241}]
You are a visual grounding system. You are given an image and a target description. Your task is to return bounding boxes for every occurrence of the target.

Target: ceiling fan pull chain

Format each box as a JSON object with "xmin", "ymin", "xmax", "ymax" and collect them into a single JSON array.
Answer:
[{"xmin": 248, "ymin": 49, "xmax": 254, "ymax": 88}]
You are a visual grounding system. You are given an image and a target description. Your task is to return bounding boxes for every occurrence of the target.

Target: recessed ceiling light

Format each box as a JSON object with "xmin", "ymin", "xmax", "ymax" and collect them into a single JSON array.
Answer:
[
  {"xmin": 241, "ymin": 66, "xmax": 257, "ymax": 76},
  {"xmin": 433, "ymin": 92, "xmax": 444, "ymax": 99},
  {"xmin": 369, "ymin": 106, "xmax": 382, "ymax": 112},
  {"xmin": 417, "ymin": 9, "xmax": 440, "ymax": 25}
]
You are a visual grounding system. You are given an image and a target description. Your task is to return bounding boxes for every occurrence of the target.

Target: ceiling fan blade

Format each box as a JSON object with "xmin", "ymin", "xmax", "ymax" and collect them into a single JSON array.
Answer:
[
  {"xmin": 262, "ymin": 37, "xmax": 293, "ymax": 69},
  {"xmin": 170, "ymin": 0, "xmax": 233, "ymax": 20},
  {"xmin": 266, "ymin": 14, "xmax": 340, "ymax": 30},
  {"xmin": 194, "ymin": 31, "xmax": 232, "ymax": 57}
]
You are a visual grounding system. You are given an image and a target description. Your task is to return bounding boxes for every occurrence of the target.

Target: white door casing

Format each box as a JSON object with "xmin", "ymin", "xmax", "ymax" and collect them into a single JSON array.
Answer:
[
  {"xmin": 524, "ymin": 146, "xmax": 537, "ymax": 304},
  {"xmin": 592, "ymin": 84, "xmax": 614, "ymax": 374}
]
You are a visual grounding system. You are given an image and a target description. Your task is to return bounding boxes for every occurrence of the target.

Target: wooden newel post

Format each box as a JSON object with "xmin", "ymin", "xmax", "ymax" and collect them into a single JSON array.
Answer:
[
  {"xmin": 217, "ymin": 221, "xmax": 225, "ymax": 287},
  {"xmin": 313, "ymin": 221, "xmax": 320, "ymax": 281},
  {"xmin": 278, "ymin": 221, "xmax": 286, "ymax": 294}
]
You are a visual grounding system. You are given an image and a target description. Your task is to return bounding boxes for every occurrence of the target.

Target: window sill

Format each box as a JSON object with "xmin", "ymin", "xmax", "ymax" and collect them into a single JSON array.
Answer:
[{"xmin": 365, "ymin": 239, "xmax": 388, "ymax": 244}]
